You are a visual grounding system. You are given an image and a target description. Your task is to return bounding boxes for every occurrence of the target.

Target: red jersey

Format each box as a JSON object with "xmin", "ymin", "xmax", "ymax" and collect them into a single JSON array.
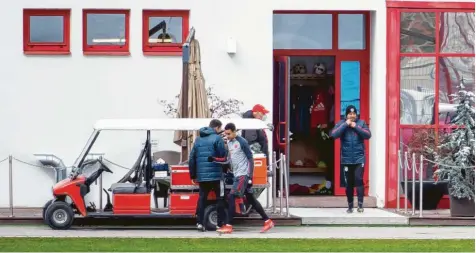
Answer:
[{"xmin": 310, "ymin": 89, "xmax": 329, "ymax": 127}]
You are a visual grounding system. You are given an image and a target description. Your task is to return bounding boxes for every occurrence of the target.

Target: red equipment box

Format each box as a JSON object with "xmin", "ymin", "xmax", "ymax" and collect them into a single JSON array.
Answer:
[
  {"xmin": 113, "ymin": 193, "xmax": 151, "ymax": 215},
  {"xmin": 170, "ymin": 165, "xmax": 195, "ymax": 186},
  {"xmin": 252, "ymin": 154, "xmax": 268, "ymax": 185},
  {"xmin": 169, "ymin": 192, "xmax": 199, "ymax": 215}
]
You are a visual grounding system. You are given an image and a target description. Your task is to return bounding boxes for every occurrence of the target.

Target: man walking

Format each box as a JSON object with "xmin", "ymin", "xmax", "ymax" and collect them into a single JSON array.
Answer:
[
  {"xmin": 330, "ymin": 105, "xmax": 371, "ymax": 213},
  {"xmin": 214, "ymin": 122, "xmax": 274, "ymax": 234},
  {"xmin": 189, "ymin": 119, "xmax": 227, "ymax": 231}
]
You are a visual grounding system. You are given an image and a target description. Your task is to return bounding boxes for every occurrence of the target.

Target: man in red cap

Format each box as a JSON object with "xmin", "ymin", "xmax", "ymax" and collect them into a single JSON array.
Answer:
[{"xmin": 241, "ymin": 104, "xmax": 270, "ymax": 158}]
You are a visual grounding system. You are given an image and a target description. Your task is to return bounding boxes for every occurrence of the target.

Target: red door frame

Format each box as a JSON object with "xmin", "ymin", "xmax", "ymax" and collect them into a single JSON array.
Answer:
[
  {"xmin": 273, "ymin": 10, "xmax": 371, "ymax": 196},
  {"xmin": 385, "ymin": 0, "xmax": 475, "ymax": 208}
]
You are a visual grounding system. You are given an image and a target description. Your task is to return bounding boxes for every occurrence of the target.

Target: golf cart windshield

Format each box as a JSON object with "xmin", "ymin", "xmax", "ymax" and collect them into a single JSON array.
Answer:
[{"xmin": 72, "ymin": 118, "xmax": 272, "ymax": 170}]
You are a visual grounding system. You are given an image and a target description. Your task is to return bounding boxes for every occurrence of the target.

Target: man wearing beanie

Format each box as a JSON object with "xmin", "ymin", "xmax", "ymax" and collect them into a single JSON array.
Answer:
[{"xmin": 330, "ymin": 105, "xmax": 371, "ymax": 213}]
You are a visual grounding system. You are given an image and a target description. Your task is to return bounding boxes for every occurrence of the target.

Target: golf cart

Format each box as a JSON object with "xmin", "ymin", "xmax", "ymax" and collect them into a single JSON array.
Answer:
[{"xmin": 43, "ymin": 118, "xmax": 272, "ymax": 230}]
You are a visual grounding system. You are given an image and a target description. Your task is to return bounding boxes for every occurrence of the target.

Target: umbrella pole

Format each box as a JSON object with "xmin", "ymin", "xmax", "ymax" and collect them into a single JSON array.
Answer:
[{"xmin": 180, "ymin": 54, "xmax": 189, "ymax": 162}]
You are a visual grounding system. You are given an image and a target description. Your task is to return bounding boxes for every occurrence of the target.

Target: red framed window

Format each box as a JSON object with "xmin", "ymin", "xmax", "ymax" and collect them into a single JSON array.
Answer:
[
  {"xmin": 142, "ymin": 10, "xmax": 189, "ymax": 56},
  {"xmin": 83, "ymin": 9, "xmax": 130, "ymax": 55},
  {"xmin": 23, "ymin": 9, "xmax": 71, "ymax": 55},
  {"xmin": 386, "ymin": 1, "xmax": 475, "ymax": 208}
]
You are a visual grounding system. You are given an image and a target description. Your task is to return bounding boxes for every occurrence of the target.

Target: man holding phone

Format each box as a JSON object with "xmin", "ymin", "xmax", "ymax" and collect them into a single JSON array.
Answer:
[{"xmin": 330, "ymin": 105, "xmax": 371, "ymax": 213}]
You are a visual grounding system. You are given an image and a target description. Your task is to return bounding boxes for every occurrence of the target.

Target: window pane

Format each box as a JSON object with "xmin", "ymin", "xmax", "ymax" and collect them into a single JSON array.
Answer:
[
  {"xmin": 440, "ymin": 12, "xmax": 475, "ymax": 53},
  {"xmin": 400, "ymin": 57, "xmax": 435, "ymax": 125},
  {"xmin": 273, "ymin": 14, "xmax": 332, "ymax": 49},
  {"xmin": 400, "ymin": 12, "xmax": 436, "ymax": 53},
  {"xmin": 338, "ymin": 14, "xmax": 365, "ymax": 49},
  {"xmin": 87, "ymin": 13, "xmax": 126, "ymax": 46},
  {"xmin": 148, "ymin": 17, "xmax": 182, "ymax": 44},
  {"xmin": 438, "ymin": 57, "xmax": 475, "ymax": 125},
  {"xmin": 340, "ymin": 61, "xmax": 360, "ymax": 118},
  {"xmin": 29, "ymin": 16, "xmax": 64, "ymax": 43}
]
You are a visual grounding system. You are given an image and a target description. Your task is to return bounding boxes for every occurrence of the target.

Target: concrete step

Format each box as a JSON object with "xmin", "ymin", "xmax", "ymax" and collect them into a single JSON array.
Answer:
[
  {"xmin": 289, "ymin": 208, "xmax": 409, "ymax": 225},
  {"xmin": 288, "ymin": 196, "xmax": 377, "ymax": 208}
]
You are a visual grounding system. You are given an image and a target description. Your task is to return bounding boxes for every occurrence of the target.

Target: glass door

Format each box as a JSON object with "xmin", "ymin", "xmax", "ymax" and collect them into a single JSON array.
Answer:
[
  {"xmin": 273, "ymin": 56, "xmax": 290, "ymax": 178},
  {"xmin": 334, "ymin": 54, "xmax": 370, "ymax": 196}
]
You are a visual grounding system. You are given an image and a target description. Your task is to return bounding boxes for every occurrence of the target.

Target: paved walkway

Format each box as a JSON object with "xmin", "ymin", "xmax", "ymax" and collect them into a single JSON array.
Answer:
[{"xmin": 0, "ymin": 225, "xmax": 473, "ymax": 239}]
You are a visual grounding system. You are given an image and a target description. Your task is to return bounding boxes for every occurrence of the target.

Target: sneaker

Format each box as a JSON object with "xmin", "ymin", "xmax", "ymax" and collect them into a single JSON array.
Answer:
[
  {"xmin": 217, "ymin": 224, "xmax": 233, "ymax": 234},
  {"xmin": 196, "ymin": 223, "xmax": 205, "ymax": 232},
  {"xmin": 346, "ymin": 208, "xmax": 353, "ymax": 213},
  {"xmin": 357, "ymin": 207, "xmax": 364, "ymax": 213},
  {"xmin": 260, "ymin": 219, "xmax": 274, "ymax": 233}
]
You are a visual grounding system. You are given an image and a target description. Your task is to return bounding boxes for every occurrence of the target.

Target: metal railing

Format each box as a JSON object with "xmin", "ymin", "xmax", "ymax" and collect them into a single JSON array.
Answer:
[{"xmin": 396, "ymin": 150, "xmax": 424, "ymax": 217}]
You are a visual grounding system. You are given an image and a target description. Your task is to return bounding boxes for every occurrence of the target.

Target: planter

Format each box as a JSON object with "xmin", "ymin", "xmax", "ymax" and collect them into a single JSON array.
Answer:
[
  {"xmin": 449, "ymin": 195, "xmax": 475, "ymax": 217},
  {"xmin": 400, "ymin": 181, "xmax": 448, "ymax": 210}
]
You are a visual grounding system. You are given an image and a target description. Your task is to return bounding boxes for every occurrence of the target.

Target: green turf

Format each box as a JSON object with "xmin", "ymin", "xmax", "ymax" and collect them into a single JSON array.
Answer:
[{"xmin": 0, "ymin": 238, "xmax": 473, "ymax": 252}]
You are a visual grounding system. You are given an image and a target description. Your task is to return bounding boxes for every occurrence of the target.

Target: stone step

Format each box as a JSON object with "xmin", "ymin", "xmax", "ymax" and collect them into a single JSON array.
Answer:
[
  {"xmin": 288, "ymin": 196, "xmax": 377, "ymax": 208},
  {"xmin": 289, "ymin": 208, "xmax": 409, "ymax": 225}
]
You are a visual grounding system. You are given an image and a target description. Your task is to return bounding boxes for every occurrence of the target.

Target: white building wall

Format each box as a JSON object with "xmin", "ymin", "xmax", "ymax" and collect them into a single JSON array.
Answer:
[{"xmin": 0, "ymin": 0, "xmax": 390, "ymax": 208}]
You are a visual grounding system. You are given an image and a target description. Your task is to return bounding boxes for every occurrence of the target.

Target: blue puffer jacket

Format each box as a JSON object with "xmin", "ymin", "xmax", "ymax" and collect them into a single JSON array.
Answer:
[
  {"xmin": 330, "ymin": 119, "xmax": 371, "ymax": 164},
  {"xmin": 188, "ymin": 127, "xmax": 227, "ymax": 182}
]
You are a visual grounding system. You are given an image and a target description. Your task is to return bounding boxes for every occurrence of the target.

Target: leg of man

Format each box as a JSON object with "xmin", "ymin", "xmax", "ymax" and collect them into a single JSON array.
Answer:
[
  {"xmin": 211, "ymin": 180, "xmax": 225, "ymax": 228},
  {"xmin": 197, "ymin": 182, "xmax": 212, "ymax": 231},
  {"xmin": 344, "ymin": 165, "xmax": 355, "ymax": 213},
  {"xmin": 245, "ymin": 188, "xmax": 274, "ymax": 232},
  {"xmin": 354, "ymin": 164, "xmax": 365, "ymax": 212},
  {"xmin": 218, "ymin": 176, "xmax": 247, "ymax": 233}
]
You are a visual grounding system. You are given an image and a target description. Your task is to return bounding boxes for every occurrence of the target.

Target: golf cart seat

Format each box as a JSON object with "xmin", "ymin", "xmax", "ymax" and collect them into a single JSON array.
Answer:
[{"xmin": 111, "ymin": 182, "xmax": 147, "ymax": 194}]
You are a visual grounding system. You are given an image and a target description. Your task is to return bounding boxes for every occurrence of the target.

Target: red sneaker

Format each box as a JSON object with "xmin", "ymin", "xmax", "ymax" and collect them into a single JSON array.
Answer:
[
  {"xmin": 217, "ymin": 224, "xmax": 233, "ymax": 234},
  {"xmin": 260, "ymin": 219, "xmax": 274, "ymax": 233}
]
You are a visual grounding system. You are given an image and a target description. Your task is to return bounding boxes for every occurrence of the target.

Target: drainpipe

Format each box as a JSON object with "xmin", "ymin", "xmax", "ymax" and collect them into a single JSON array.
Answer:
[{"xmin": 34, "ymin": 154, "xmax": 67, "ymax": 183}]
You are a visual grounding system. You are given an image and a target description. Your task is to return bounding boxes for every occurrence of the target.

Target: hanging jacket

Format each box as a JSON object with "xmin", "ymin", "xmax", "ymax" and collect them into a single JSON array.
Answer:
[
  {"xmin": 330, "ymin": 119, "xmax": 371, "ymax": 164},
  {"xmin": 189, "ymin": 127, "xmax": 227, "ymax": 182}
]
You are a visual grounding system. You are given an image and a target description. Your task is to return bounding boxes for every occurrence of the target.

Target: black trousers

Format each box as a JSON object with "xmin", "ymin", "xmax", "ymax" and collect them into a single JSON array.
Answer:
[
  {"xmin": 343, "ymin": 164, "xmax": 364, "ymax": 208},
  {"xmin": 196, "ymin": 180, "xmax": 225, "ymax": 227},
  {"xmin": 226, "ymin": 187, "xmax": 269, "ymax": 225}
]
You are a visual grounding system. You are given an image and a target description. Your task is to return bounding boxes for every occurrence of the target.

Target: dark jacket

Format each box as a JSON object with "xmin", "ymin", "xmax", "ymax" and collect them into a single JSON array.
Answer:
[
  {"xmin": 330, "ymin": 119, "xmax": 371, "ymax": 164},
  {"xmin": 241, "ymin": 110, "xmax": 268, "ymax": 155},
  {"xmin": 188, "ymin": 127, "xmax": 227, "ymax": 182}
]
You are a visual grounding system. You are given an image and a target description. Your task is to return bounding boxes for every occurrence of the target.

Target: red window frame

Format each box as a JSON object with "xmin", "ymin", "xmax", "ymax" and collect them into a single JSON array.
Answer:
[
  {"xmin": 385, "ymin": 1, "xmax": 475, "ymax": 208},
  {"xmin": 142, "ymin": 10, "xmax": 189, "ymax": 56},
  {"xmin": 82, "ymin": 9, "xmax": 130, "ymax": 55},
  {"xmin": 23, "ymin": 9, "xmax": 71, "ymax": 55}
]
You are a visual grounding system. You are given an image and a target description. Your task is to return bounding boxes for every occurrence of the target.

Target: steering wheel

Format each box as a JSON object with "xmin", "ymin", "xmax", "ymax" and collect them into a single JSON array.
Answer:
[{"xmin": 98, "ymin": 160, "xmax": 114, "ymax": 174}]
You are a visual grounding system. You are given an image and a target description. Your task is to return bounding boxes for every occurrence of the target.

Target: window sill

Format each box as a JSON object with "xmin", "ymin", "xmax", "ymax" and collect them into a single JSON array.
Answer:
[
  {"xmin": 143, "ymin": 51, "xmax": 182, "ymax": 56},
  {"xmin": 24, "ymin": 51, "xmax": 71, "ymax": 55},
  {"xmin": 83, "ymin": 51, "xmax": 131, "ymax": 56}
]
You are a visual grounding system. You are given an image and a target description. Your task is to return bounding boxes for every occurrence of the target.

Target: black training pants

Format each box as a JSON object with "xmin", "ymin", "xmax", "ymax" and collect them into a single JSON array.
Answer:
[
  {"xmin": 343, "ymin": 164, "xmax": 364, "ymax": 208},
  {"xmin": 196, "ymin": 180, "xmax": 225, "ymax": 227}
]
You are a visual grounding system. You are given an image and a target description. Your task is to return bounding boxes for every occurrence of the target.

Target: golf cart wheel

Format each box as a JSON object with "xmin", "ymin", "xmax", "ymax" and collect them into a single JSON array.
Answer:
[
  {"xmin": 204, "ymin": 204, "xmax": 228, "ymax": 231},
  {"xmin": 45, "ymin": 201, "xmax": 74, "ymax": 230},
  {"xmin": 42, "ymin": 199, "xmax": 54, "ymax": 222}
]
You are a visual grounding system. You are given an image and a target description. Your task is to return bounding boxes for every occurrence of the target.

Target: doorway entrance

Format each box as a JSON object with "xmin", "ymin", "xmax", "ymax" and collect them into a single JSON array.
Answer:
[{"xmin": 272, "ymin": 11, "xmax": 370, "ymax": 197}]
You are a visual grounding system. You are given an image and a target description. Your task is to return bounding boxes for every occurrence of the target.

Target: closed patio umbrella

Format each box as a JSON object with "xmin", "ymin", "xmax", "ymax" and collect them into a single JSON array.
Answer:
[{"xmin": 174, "ymin": 35, "xmax": 210, "ymax": 162}]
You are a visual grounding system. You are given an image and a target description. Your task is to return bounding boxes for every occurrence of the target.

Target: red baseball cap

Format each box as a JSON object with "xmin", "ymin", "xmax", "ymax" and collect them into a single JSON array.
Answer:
[{"xmin": 252, "ymin": 104, "xmax": 269, "ymax": 114}]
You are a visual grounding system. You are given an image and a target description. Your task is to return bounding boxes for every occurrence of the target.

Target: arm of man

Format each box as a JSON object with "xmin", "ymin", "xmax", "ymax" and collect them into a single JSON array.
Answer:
[
  {"xmin": 257, "ymin": 130, "xmax": 269, "ymax": 155},
  {"xmin": 330, "ymin": 120, "xmax": 348, "ymax": 139},
  {"xmin": 213, "ymin": 135, "xmax": 228, "ymax": 161},
  {"xmin": 188, "ymin": 139, "xmax": 198, "ymax": 181},
  {"xmin": 238, "ymin": 137, "xmax": 255, "ymax": 180},
  {"xmin": 353, "ymin": 120, "xmax": 372, "ymax": 139}
]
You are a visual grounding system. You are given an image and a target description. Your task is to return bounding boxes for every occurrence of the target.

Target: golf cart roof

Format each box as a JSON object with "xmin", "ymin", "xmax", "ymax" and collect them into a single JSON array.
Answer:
[{"xmin": 93, "ymin": 118, "xmax": 271, "ymax": 131}]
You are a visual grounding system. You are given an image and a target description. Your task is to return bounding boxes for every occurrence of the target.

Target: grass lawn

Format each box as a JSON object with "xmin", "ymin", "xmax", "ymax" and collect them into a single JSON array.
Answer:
[{"xmin": 0, "ymin": 238, "xmax": 473, "ymax": 252}]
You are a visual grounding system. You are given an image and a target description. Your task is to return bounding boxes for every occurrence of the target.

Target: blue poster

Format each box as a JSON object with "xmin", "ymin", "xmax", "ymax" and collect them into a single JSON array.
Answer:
[{"xmin": 340, "ymin": 61, "xmax": 361, "ymax": 117}]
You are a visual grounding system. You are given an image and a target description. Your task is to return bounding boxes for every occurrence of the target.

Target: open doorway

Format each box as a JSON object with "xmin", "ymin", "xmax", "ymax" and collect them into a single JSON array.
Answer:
[{"xmin": 274, "ymin": 56, "xmax": 336, "ymax": 196}]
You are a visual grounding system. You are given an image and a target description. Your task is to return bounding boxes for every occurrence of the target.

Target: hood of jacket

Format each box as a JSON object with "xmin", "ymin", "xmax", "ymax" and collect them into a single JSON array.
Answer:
[
  {"xmin": 199, "ymin": 127, "xmax": 217, "ymax": 137},
  {"xmin": 243, "ymin": 110, "xmax": 254, "ymax": 119}
]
